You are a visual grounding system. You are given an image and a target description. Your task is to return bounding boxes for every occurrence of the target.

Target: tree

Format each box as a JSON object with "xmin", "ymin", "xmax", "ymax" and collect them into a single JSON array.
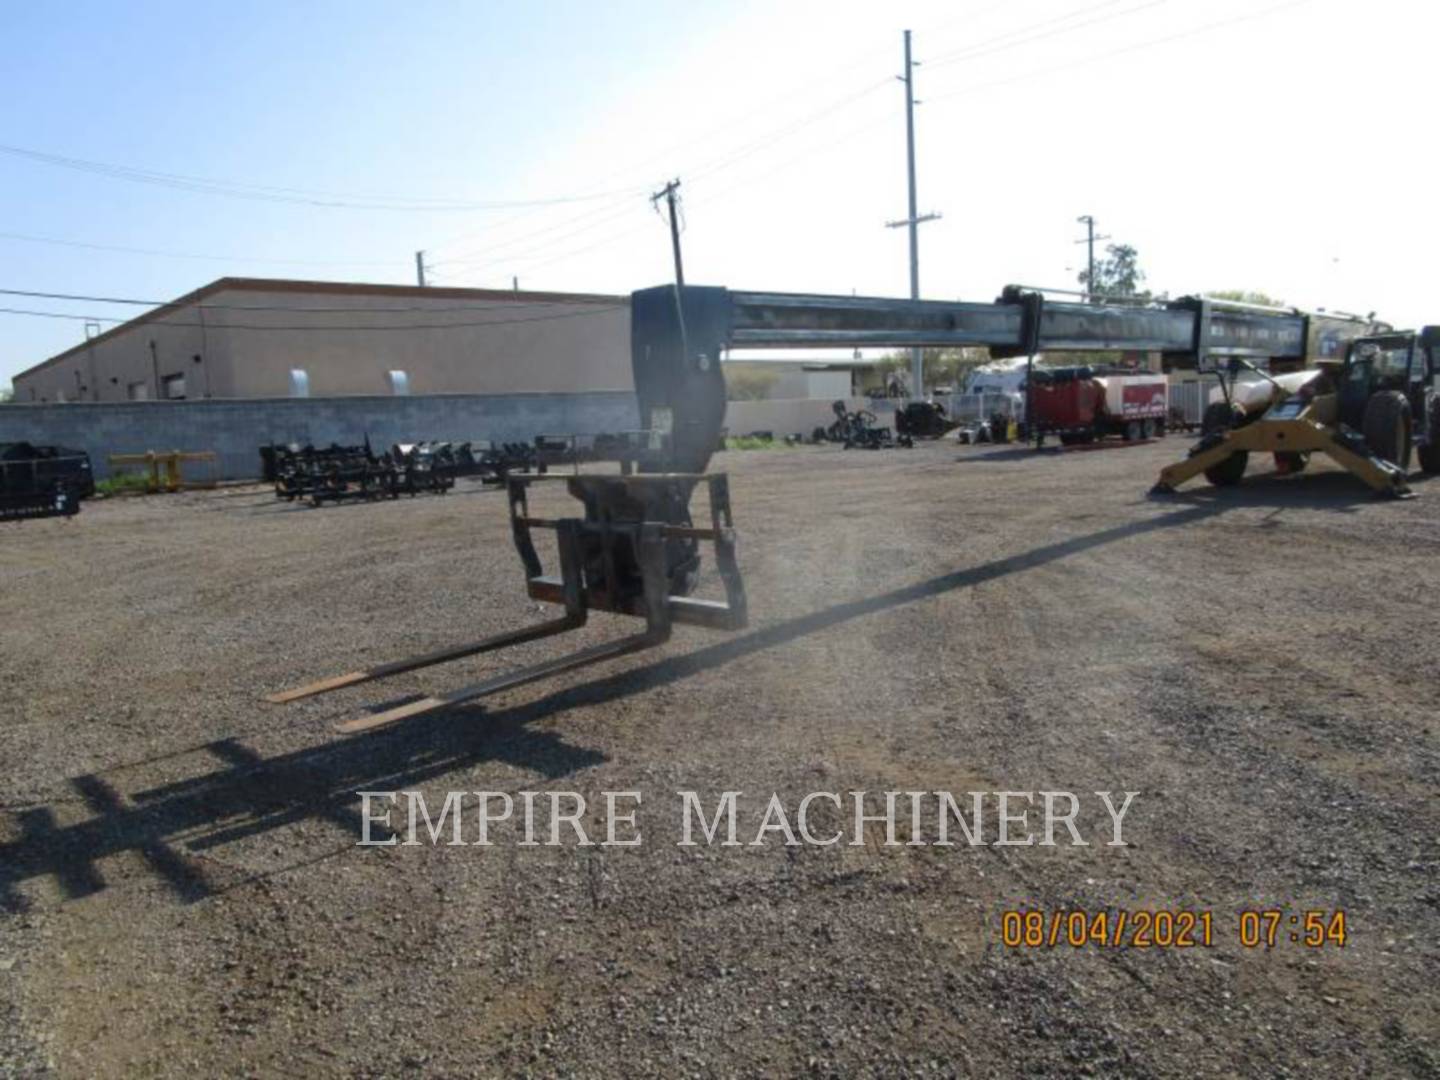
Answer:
[
  {"xmin": 724, "ymin": 367, "xmax": 780, "ymax": 402},
  {"xmin": 1078, "ymin": 242, "xmax": 1146, "ymax": 300},
  {"xmin": 872, "ymin": 346, "xmax": 991, "ymax": 395},
  {"xmin": 1205, "ymin": 289, "xmax": 1288, "ymax": 309},
  {"xmin": 0, "ymin": 386, "xmax": 12, "ymax": 403}
]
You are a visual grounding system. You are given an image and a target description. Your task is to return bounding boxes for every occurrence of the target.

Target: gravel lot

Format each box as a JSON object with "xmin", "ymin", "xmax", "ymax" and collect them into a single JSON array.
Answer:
[{"xmin": 2, "ymin": 439, "xmax": 1438, "ymax": 1077}]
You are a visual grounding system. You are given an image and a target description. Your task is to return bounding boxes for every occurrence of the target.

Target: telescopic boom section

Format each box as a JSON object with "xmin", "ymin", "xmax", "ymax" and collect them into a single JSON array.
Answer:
[{"xmin": 630, "ymin": 284, "xmax": 1371, "ymax": 368}]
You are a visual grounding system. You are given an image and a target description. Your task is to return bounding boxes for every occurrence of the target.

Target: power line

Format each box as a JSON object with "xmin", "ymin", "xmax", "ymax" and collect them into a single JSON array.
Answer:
[
  {"xmin": 423, "ymin": 191, "xmax": 638, "ymax": 262},
  {"xmin": 0, "ymin": 229, "xmax": 402, "ymax": 267},
  {"xmin": 924, "ymin": 0, "xmax": 1169, "ymax": 72},
  {"xmin": 0, "ymin": 143, "xmax": 650, "ymax": 212},
  {"xmin": 924, "ymin": 0, "xmax": 1131, "ymax": 67},
  {"xmin": 925, "ymin": 0, "xmax": 1311, "ymax": 104},
  {"xmin": 428, "ymin": 197, "xmax": 645, "ymax": 270},
  {"xmin": 429, "ymin": 78, "xmax": 893, "ymax": 274}
]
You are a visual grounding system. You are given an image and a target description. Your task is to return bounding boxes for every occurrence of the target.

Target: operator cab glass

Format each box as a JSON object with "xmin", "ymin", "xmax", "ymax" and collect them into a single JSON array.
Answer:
[{"xmin": 1346, "ymin": 339, "xmax": 1414, "ymax": 388}]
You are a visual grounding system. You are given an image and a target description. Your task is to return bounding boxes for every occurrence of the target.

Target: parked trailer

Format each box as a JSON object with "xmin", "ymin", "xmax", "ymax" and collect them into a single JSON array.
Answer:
[{"xmin": 1029, "ymin": 367, "xmax": 1168, "ymax": 445}]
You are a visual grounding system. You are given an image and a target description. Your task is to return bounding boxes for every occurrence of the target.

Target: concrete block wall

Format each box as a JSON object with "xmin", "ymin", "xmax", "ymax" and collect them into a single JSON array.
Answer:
[{"xmin": 0, "ymin": 392, "xmax": 639, "ymax": 481}]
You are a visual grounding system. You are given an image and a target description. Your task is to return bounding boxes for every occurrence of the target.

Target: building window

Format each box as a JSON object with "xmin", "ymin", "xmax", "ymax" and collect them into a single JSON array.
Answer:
[
  {"xmin": 162, "ymin": 373, "xmax": 186, "ymax": 400},
  {"xmin": 128, "ymin": 381, "xmax": 149, "ymax": 401},
  {"xmin": 290, "ymin": 369, "xmax": 310, "ymax": 398},
  {"xmin": 388, "ymin": 369, "xmax": 410, "ymax": 396}
]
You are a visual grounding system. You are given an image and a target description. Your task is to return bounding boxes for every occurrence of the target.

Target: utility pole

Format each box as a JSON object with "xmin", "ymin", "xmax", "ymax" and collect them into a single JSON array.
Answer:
[
  {"xmin": 415, "ymin": 250, "xmax": 428, "ymax": 287},
  {"xmin": 1074, "ymin": 216, "xmax": 1109, "ymax": 301},
  {"xmin": 886, "ymin": 30, "xmax": 940, "ymax": 398},
  {"xmin": 651, "ymin": 179, "xmax": 685, "ymax": 287}
]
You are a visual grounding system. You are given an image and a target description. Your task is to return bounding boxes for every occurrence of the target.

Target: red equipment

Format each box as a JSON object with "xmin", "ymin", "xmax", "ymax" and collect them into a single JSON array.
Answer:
[{"xmin": 1029, "ymin": 367, "xmax": 1168, "ymax": 446}]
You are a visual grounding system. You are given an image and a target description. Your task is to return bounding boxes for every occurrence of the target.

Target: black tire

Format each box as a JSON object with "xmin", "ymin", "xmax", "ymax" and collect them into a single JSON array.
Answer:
[
  {"xmin": 1274, "ymin": 451, "xmax": 1309, "ymax": 475},
  {"xmin": 1141, "ymin": 419, "xmax": 1155, "ymax": 439},
  {"xmin": 1201, "ymin": 401, "xmax": 1244, "ymax": 435},
  {"xmin": 1205, "ymin": 450, "xmax": 1249, "ymax": 486},
  {"xmin": 1362, "ymin": 390, "xmax": 1412, "ymax": 471},
  {"xmin": 1418, "ymin": 390, "xmax": 1440, "ymax": 475}
]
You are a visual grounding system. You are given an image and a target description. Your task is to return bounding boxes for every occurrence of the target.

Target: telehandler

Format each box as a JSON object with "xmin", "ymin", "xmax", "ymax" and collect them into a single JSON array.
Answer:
[
  {"xmin": 1152, "ymin": 326, "xmax": 1440, "ymax": 497},
  {"xmin": 267, "ymin": 283, "xmax": 1396, "ymax": 734}
]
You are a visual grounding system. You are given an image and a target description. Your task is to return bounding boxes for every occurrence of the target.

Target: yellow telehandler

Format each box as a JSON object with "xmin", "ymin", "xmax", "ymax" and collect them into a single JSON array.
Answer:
[{"xmin": 1153, "ymin": 326, "xmax": 1440, "ymax": 498}]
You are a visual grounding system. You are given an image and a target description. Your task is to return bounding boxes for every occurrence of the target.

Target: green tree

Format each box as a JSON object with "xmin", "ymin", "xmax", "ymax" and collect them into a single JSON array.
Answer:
[
  {"xmin": 724, "ymin": 367, "xmax": 780, "ymax": 402},
  {"xmin": 1205, "ymin": 289, "xmax": 1288, "ymax": 308},
  {"xmin": 873, "ymin": 346, "xmax": 991, "ymax": 395},
  {"xmin": 1078, "ymin": 242, "xmax": 1146, "ymax": 300},
  {"xmin": 0, "ymin": 386, "xmax": 12, "ymax": 403}
]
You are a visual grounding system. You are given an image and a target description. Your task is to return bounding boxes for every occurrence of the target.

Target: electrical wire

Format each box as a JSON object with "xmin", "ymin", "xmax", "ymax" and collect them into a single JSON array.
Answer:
[
  {"xmin": 423, "ymin": 191, "xmax": 637, "ymax": 262},
  {"xmin": 432, "ymin": 74, "xmax": 893, "ymax": 277},
  {"xmin": 925, "ymin": 0, "xmax": 1312, "ymax": 103},
  {"xmin": 0, "ymin": 229, "xmax": 402, "ymax": 268},
  {"xmin": 922, "ymin": 0, "xmax": 1170, "ymax": 72},
  {"xmin": 924, "ymin": 0, "xmax": 1131, "ymax": 66},
  {"xmin": 428, "ymin": 196, "xmax": 645, "ymax": 269},
  {"xmin": 427, "ymin": 77, "xmax": 891, "ymax": 271},
  {"xmin": 0, "ymin": 143, "xmax": 650, "ymax": 212}
]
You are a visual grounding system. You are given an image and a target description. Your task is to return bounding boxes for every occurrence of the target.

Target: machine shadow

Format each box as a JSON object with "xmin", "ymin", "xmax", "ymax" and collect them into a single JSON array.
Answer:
[
  {"xmin": 472, "ymin": 501, "xmax": 1231, "ymax": 734},
  {"xmin": 0, "ymin": 710, "xmax": 605, "ymax": 911},
  {"xmin": 1151, "ymin": 467, "xmax": 1404, "ymax": 511}
]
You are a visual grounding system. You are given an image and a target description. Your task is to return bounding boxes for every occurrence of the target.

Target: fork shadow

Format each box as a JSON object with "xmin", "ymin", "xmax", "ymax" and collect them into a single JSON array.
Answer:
[{"xmin": 0, "ymin": 710, "xmax": 604, "ymax": 910}]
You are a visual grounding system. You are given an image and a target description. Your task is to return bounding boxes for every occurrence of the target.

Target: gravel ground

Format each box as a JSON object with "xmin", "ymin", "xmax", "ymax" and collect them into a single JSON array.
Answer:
[{"xmin": 2, "ymin": 439, "xmax": 1438, "ymax": 1078}]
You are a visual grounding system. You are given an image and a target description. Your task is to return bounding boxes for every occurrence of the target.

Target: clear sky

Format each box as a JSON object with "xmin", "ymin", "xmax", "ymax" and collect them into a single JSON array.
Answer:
[{"xmin": 2, "ymin": 0, "xmax": 1434, "ymax": 387}]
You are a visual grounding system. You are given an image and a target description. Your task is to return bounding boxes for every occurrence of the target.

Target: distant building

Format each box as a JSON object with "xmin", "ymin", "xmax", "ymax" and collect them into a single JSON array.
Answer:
[
  {"xmin": 721, "ymin": 357, "xmax": 874, "ymax": 401},
  {"xmin": 12, "ymin": 277, "xmax": 630, "ymax": 403}
]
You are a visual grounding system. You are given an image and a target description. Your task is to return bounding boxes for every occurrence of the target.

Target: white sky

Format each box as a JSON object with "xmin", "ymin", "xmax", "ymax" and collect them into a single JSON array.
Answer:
[{"xmin": 4, "ymin": 0, "xmax": 1436, "ymax": 384}]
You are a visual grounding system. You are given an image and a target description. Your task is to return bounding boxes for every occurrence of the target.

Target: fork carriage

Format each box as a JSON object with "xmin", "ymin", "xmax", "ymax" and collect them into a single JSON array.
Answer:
[{"xmin": 267, "ymin": 285, "xmax": 749, "ymax": 732}]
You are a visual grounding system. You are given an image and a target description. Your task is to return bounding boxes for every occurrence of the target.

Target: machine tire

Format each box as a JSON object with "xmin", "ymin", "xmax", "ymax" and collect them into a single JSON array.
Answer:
[
  {"xmin": 1274, "ymin": 451, "xmax": 1309, "ymax": 475},
  {"xmin": 1204, "ymin": 450, "xmax": 1249, "ymax": 487},
  {"xmin": 1418, "ymin": 390, "xmax": 1440, "ymax": 475},
  {"xmin": 1140, "ymin": 419, "xmax": 1155, "ymax": 439},
  {"xmin": 1202, "ymin": 401, "xmax": 1244, "ymax": 435},
  {"xmin": 1362, "ymin": 390, "xmax": 1412, "ymax": 471}
]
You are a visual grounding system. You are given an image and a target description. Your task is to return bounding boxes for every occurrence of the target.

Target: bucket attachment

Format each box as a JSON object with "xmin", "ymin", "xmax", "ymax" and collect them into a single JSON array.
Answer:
[{"xmin": 266, "ymin": 471, "xmax": 746, "ymax": 733}]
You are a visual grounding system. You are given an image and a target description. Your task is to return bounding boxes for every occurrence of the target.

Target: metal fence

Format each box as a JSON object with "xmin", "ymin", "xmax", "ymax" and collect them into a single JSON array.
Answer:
[
  {"xmin": 1167, "ymin": 382, "xmax": 1207, "ymax": 427},
  {"xmin": 930, "ymin": 392, "xmax": 1024, "ymax": 423}
]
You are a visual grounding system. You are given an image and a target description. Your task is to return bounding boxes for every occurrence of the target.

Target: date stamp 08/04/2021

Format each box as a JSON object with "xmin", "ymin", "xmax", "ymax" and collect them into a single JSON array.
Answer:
[{"xmin": 998, "ymin": 909, "xmax": 1349, "ymax": 950}]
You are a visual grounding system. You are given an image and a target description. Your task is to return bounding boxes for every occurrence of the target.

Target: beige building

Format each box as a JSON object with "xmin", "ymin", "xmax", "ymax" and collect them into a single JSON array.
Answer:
[{"xmin": 12, "ymin": 278, "xmax": 631, "ymax": 403}]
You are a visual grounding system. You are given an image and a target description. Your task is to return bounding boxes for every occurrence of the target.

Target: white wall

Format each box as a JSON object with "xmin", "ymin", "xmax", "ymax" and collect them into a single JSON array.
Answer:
[{"xmin": 725, "ymin": 396, "xmax": 895, "ymax": 437}]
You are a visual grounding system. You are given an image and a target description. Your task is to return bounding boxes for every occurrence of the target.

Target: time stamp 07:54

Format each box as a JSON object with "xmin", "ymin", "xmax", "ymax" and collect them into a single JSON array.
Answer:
[{"xmin": 1000, "ymin": 909, "xmax": 1349, "ymax": 950}]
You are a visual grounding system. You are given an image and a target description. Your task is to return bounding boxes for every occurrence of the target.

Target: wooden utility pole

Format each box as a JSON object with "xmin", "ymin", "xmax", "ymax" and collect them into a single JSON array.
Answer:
[
  {"xmin": 885, "ymin": 30, "xmax": 940, "ymax": 398},
  {"xmin": 651, "ymin": 179, "xmax": 685, "ymax": 287}
]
